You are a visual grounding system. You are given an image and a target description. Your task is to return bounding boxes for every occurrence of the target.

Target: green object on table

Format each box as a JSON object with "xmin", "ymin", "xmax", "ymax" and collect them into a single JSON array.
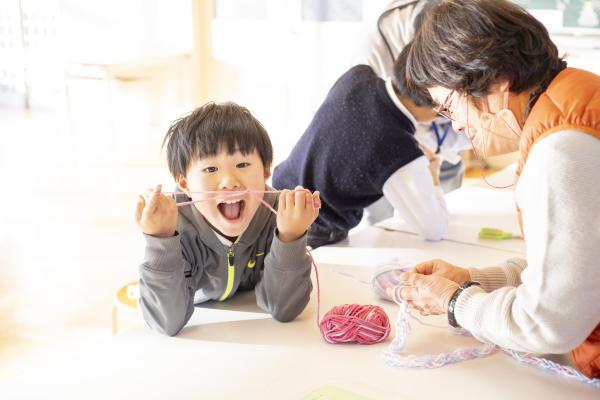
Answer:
[
  {"xmin": 478, "ymin": 227, "xmax": 514, "ymax": 240},
  {"xmin": 303, "ymin": 385, "xmax": 370, "ymax": 400}
]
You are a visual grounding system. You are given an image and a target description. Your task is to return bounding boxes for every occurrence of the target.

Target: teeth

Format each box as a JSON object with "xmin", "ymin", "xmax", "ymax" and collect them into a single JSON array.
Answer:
[{"xmin": 220, "ymin": 199, "xmax": 242, "ymax": 204}]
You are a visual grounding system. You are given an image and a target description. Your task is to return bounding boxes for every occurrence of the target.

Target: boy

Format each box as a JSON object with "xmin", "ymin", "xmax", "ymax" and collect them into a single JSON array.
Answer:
[
  {"xmin": 272, "ymin": 43, "xmax": 447, "ymax": 248},
  {"xmin": 134, "ymin": 102, "xmax": 320, "ymax": 336},
  {"xmin": 353, "ymin": 0, "xmax": 470, "ymax": 193}
]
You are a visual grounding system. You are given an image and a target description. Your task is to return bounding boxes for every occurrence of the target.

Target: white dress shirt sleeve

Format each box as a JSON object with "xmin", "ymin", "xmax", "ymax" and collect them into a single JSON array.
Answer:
[{"xmin": 382, "ymin": 155, "xmax": 448, "ymax": 241}]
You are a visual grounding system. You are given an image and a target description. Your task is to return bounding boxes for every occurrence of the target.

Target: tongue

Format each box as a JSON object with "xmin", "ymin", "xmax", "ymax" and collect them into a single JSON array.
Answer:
[{"xmin": 221, "ymin": 202, "xmax": 241, "ymax": 219}]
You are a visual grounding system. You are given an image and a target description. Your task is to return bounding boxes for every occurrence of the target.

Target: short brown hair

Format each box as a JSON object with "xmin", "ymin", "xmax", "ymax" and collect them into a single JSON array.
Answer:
[
  {"xmin": 406, "ymin": 0, "xmax": 566, "ymax": 108},
  {"xmin": 162, "ymin": 102, "xmax": 273, "ymax": 179}
]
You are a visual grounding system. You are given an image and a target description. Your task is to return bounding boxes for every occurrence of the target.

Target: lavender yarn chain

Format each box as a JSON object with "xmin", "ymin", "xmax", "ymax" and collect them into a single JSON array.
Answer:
[
  {"xmin": 383, "ymin": 300, "xmax": 497, "ymax": 369},
  {"xmin": 504, "ymin": 350, "xmax": 600, "ymax": 388},
  {"xmin": 329, "ymin": 262, "xmax": 598, "ymax": 387},
  {"xmin": 384, "ymin": 298, "xmax": 600, "ymax": 388}
]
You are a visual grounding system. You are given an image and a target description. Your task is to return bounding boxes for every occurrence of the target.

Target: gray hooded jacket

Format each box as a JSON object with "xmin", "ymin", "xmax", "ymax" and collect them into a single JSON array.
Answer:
[{"xmin": 138, "ymin": 190, "xmax": 313, "ymax": 336}]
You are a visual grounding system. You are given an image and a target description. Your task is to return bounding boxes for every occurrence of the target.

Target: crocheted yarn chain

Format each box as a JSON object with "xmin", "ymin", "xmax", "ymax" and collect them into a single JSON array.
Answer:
[
  {"xmin": 383, "ymin": 297, "xmax": 497, "ymax": 368},
  {"xmin": 385, "ymin": 287, "xmax": 600, "ymax": 388}
]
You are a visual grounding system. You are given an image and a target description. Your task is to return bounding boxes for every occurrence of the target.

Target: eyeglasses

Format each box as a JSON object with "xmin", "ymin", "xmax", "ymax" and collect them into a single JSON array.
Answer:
[{"xmin": 434, "ymin": 90, "xmax": 456, "ymax": 121}]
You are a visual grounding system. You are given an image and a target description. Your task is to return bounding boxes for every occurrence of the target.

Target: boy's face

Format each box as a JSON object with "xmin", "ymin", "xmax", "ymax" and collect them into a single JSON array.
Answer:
[{"xmin": 178, "ymin": 148, "xmax": 271, "ymax": 239}]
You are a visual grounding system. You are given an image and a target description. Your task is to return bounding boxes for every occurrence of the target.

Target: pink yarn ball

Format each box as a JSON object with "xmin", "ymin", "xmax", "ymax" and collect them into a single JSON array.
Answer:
[{"xmin": 319, "ymin": 304, "xmax": 391, "ymax": 344}]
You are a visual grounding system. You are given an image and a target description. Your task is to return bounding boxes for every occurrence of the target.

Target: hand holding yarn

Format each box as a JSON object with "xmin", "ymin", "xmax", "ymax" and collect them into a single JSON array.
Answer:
[
  {"xmin": 378, "ymin": 263, "xmax": 600, "ymax": 387},
  {"xmin": 276, "ymin": 186, "xmax": 321, "ymax": 243},
  {"xmin": 395, "ymin": 272, "xmax": 459, "ymax": 316},
  {"xmin": 412, "ymin": 258, "xmax": 471, "ymax": 284},
  {"xmin": 135, "ymin": 184, "xmax": 178, "ymax": 238}
]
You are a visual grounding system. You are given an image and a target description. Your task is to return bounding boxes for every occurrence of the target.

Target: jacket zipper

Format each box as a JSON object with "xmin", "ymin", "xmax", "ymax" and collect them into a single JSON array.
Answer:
[{"xmin": 218, "ymin": 246, "xmax": 235, "ymax": 301}]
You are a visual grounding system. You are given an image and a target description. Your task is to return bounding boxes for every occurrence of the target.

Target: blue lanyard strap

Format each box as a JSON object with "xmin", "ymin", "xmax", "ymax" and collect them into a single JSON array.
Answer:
[{"xmin": 431, "ymin": 122, "xmax": 451, "ymax": 153}]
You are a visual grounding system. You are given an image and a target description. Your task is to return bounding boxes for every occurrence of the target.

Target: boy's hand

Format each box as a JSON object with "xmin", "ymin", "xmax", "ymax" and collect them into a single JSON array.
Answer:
[
  {"xmin": 135, "ymin": 184, "xmax": 178, "ymax": 238},
  {"xmin": 276, "ymin": 186, "xmax": 320, "ymax": 243},
  {"xmin": 419, "ymin": 144, "xmax": 442, "ymax": 186}
]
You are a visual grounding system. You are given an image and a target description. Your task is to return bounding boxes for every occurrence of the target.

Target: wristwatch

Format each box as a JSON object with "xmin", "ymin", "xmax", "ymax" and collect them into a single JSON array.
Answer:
[{"xmin": 447, "ymin": 280, "xmax": 481, "ymax": 328}]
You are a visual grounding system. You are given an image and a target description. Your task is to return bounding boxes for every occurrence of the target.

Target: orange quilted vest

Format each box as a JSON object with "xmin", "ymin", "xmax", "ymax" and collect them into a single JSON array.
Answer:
[{"xmin": 515, "ymin": 67, "xmax": 600, "ymax": 379}]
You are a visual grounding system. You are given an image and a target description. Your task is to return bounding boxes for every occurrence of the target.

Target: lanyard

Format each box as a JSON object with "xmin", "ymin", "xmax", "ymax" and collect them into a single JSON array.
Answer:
[{"xmin": 431, "ymin": 122, "xmax": 451, "ymax": 153}]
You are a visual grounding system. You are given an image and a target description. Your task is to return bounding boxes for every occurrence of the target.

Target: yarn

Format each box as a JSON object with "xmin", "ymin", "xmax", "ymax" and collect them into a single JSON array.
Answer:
[
  {"xmin": 166, "ymin": 188, "xmax": 599, "ymax": 385},
  {"xmin": 382, "ymin": 277, "xmax": 600, "ymax": 389},
  {"xmin": 166, "ymin": 189, "xmax": 320, "ymax": 213},
  {"xmin": 306, "ymin": 248, "xmax": 390, "ymax": 345},
  {"xmin": 320, "ymin": 304, "xmax": 391, "ymax": 344},
  {"xmin": 383, "ymin": 298, "xmax": 498, "ymax": 368},
  {"xmin": 504, "ymin": 349, "xmax": 600, "ymax": 388},
  {"xmin": 170, "ymin": 188, "xmax": 388, "ymax": 345}
]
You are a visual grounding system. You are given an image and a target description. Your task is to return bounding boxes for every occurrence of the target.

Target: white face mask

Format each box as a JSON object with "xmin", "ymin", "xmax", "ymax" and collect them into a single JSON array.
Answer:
[{"xmin": 471, "ymin": 91, "xmax": 522, "ymax": 158}]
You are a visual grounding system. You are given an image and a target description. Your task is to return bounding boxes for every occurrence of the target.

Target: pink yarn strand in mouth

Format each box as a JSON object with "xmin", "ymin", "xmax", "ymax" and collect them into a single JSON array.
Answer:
[{"xmin": 166, "ymin": 189, "xmax": 319, "ymax": 211}]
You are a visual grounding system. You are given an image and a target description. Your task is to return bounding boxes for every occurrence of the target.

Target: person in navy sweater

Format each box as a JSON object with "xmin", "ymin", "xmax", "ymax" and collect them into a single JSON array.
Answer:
[{"xmin": 272, "ymin": 43, "xmax": 447, "ymax": 248}]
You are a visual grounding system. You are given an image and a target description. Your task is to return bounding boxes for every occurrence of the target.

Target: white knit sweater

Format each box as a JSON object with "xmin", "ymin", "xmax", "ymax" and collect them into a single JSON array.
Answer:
[{"xmin": 455, "ymin": 130, "xmax": 600, "ymax": 355}]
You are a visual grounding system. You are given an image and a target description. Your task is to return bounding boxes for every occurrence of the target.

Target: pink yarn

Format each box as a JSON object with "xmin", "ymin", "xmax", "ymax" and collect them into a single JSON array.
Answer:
[
  {"xmin": 306, "ymin": 247, "xmax": 389, "ymax": 345},
  {"xmin": 170, "ymin": 188, "xmax": 389, "ymax": 346},
  {"xmin": 319, "ymin": 304, "xmax": 391, "ymax": 345}
]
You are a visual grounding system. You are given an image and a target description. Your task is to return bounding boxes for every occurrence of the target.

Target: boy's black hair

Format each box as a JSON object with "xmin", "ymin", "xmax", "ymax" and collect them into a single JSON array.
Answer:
[
  {"xmin": 162, "ymin": 102, "xmax": 273, "ymax": 179},
  {"xmin": 392, "ymin": 41, "xmax": 433, "ymax": 107}
]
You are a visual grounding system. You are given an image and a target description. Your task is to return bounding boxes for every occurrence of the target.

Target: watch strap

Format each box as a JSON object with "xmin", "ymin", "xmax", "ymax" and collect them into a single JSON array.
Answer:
[{"xmin": 447, "ymin": 280, "xmax": 481, "ymax": 328}]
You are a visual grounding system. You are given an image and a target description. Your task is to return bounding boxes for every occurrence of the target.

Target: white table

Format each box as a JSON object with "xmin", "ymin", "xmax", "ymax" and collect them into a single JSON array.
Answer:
[{"xmin": 2, "ymin": 227, "xmax": 597, "ymax": 400}]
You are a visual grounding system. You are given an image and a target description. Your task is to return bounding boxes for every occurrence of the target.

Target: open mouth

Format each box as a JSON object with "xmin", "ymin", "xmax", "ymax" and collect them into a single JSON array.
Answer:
[{"xmin": 217, "ymin": 199, "xmax": 245, "ymax": 221}]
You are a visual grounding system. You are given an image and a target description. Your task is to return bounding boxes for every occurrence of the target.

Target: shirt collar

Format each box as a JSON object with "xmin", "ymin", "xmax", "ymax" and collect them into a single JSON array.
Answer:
[
  {"xmin": 213, "ymin": 229, "xmax": 239, "ymax": 246},
  {"xmin": 385, "ymin": 77, "xmax": 418, "ymax": 128}
]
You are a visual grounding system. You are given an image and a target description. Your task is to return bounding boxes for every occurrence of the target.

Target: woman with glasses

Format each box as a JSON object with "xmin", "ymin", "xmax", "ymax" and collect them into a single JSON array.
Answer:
[{"xmin": 395, "ymin": 0, "xmax": 600, "ymax": 379}]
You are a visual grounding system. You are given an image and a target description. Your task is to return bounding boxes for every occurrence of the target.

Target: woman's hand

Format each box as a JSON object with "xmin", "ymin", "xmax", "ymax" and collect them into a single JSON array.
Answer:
[
  {"xmin": 396, "ymin": 272, "xmax": 459, "ymax": 316},
  {"xmin": 393, "ymin": 259, "xmax": 470, "ymax": 316},
  {"xmin": 412, "ymin": 258, "xmax": 470, "ymax": 284}
]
